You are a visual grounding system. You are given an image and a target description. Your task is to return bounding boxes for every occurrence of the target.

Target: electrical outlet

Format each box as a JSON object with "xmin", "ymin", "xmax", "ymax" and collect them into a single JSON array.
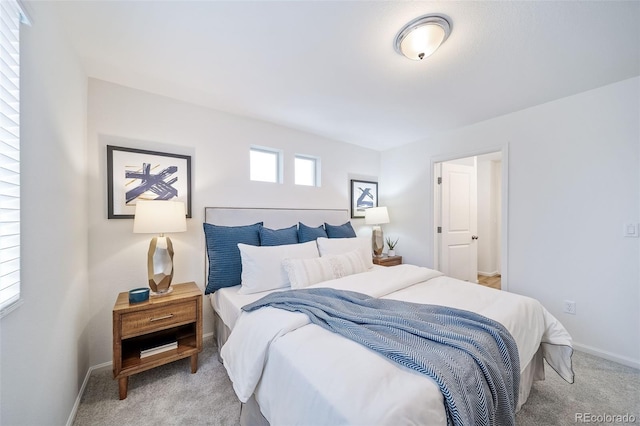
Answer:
[
  {"xmin": 563, "ymin": 300, "xmax": 576, "ymax": 315},
  {"xmin": 624, "ymin": 223, "xmax": 639, "ymax": 238}
]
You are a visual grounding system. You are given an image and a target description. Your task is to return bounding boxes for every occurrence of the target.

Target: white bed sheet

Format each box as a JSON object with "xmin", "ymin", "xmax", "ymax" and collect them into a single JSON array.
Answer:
[
  {"xmin": 211, "ymin": 285, "xmax": 277, "ymax": 331},
  {"xmin": 221, "ymin": 265, "xmax": 573, "ymax": 426},
  {"xmin": 210, "ymin": 265, "xmax": 387, "ymax": 330}
]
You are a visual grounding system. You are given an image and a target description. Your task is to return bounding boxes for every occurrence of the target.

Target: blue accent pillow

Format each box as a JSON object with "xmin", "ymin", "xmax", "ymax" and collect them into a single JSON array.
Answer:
[
  {"xmin": 260, "ymin": 225, "xmax": 299, "ymax": 246},
  {"xmin": 298, "ymin": 222, "xmax": 328, "ymax": 243},
  {"xmin": 203, "ymin": 222, "xmax": 262, "ymax": 294},
  {"xmin": 325, "ymin": 222, "xmax": 357, "ymax": 238}
]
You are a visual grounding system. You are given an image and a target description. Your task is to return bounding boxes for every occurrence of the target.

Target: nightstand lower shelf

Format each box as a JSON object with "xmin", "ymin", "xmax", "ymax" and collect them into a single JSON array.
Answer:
[{"xmin": 119, "ymin": 325, "xmax": 199, "ymax": 370}]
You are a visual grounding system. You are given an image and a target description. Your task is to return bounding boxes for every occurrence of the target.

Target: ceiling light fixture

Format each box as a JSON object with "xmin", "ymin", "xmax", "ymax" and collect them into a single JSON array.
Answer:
[{"xmin": 394, "ymin": 14, "xmax": 451, "ymax": 61}]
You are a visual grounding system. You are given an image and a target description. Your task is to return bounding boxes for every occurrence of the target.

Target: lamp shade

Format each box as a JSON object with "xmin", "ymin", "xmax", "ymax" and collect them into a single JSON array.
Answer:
[
  {"xmin": 133, "ymin": 200, "xmax": 187, "ymax": 234},
  {"xmin": 365, "ymin": 206, "xmax": 390, "ymax": 225}
]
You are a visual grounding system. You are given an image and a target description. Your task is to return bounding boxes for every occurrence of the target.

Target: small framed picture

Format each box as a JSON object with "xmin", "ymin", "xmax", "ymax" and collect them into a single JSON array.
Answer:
[
  {"xmin": 107, "ymin": 145, "xmax": 192, "ymax": 219},
  {"xmin": 350, "ymin": 179, "xmax": 378, "ymax": 218}
]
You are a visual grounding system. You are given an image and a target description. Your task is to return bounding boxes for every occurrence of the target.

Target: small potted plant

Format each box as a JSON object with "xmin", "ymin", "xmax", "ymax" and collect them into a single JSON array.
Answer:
[{"xmin": 386, "ymin": 237, "xmax": 399, "ymax": 256}]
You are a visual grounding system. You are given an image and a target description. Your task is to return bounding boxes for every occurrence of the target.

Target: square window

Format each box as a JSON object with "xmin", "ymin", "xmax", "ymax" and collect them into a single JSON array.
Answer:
[
  {"xmin": 295, "ymin": 155, "xmax": 320, "ymax": 187},
  {"xmin": 250, "ymin": 147, "xmax": 282, "ymax": 183}
]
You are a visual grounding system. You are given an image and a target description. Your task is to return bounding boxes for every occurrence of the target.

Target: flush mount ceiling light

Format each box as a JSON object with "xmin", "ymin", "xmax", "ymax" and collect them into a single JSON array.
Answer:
[{"xmin": 394, "ymin": 14, "xmax": 451, "ymax": 61}]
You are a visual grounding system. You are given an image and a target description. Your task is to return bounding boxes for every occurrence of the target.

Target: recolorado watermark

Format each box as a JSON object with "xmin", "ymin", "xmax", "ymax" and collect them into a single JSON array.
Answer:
[{"xmin": 575, "ymin": 413, "xmax": 637, "ymax": 423}]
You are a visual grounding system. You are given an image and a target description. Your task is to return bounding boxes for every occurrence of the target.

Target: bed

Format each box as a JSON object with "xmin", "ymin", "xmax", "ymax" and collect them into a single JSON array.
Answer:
[{"xmin": 204, "ymin": 207, "xmax": 574, "ymax": 426}]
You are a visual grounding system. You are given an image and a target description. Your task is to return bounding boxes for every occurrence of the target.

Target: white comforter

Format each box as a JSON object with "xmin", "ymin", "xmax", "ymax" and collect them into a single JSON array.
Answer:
[{"xmin": 221, "ymin": 265, "xmax": 573, "ymax": 426}]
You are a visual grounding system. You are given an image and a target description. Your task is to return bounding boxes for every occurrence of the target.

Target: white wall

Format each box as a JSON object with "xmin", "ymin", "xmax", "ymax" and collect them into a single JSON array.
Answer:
[
  {"xmin": 86, "ymin": 79, "xmax": 380, "ymax": 366},
  {"xmin": 381, "ymin": 77, "xmax": 640, "ymax": 367},
  {"xmin": 0, "ymin": 2, "xmax": 89, "ymax": 425}
]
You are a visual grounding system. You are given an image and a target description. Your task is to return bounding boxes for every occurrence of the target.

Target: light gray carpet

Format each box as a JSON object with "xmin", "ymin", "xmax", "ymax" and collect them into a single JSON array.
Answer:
[
  {"xmin": 74, "ymin": 340, "xmax": 639, "ymax": 426},
  {"xmin": 73, "ymin": 339, "xmax": 240, "ymax": 426},
  {"xmin": 516, "ymin": 350, "xmax": 639, "ymax": 426}
]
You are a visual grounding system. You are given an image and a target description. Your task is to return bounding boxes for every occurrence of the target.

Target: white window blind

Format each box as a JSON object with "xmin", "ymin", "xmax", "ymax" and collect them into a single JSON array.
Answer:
[{"xmin": 0, "ymin": 0, "xmax": 25, "ymax": 316}]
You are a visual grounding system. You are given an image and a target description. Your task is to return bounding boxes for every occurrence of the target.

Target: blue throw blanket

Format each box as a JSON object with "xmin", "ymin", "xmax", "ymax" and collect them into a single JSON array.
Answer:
[{"xmin": 243, "ymin": 288, "xmax": 520, "ymax": 426}]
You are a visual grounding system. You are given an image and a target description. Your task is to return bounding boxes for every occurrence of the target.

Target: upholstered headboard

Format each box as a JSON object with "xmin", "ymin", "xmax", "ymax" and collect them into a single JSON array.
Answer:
[{"xmin": 204, "ymin": 207, "xmax": 349, "ymax": 228}]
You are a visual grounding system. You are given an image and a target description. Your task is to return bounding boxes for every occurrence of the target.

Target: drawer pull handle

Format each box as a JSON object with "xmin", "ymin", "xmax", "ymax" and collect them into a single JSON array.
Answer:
[{"xmin": 150, "ymin": 314, "xmax": 174, "ymax": 322}]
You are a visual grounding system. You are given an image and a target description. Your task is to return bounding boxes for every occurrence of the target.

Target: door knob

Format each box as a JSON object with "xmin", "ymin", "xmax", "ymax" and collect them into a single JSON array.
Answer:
[{"xmin": 471, "ymin": 235, "xmax": 479, "ymax": 240}]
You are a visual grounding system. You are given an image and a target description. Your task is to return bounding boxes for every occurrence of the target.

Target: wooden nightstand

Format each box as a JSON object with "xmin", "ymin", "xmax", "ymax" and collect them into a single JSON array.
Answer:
[
  {"xmin": 112, "ymin": 282, "xmax": 203, "ymax": 399},
  {"xmin": 373, "ymin": 255, "xmax": 403, "ymax": 266}
]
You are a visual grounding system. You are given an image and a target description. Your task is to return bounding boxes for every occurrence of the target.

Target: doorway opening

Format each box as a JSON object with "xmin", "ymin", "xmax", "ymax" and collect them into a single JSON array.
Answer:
[{"xmin": 433, "ymin": 151, "xmax": 504, "ymax": 290}]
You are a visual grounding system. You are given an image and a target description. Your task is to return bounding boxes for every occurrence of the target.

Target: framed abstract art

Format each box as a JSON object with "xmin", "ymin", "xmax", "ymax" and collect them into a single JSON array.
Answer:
[
  {"xmin": 107, "ymin": 145, "xmax": 192, "ymax": 219},
  {"xmin": 350, "ymin": 179, "xmax": 378, "ymax": 218}
]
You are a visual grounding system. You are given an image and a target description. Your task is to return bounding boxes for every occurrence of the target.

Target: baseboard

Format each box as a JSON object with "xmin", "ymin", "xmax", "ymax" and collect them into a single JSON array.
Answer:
[
  {"xmin": 65, "ymin": 360, "xmax": 111, "ymax": 426},
  {"xmin": 66, "ymin": 331, "xmax": 216, "ymax": 426},
  {"xmin": 573, "ymin": 342, "xmax": 640, "ymax": 370}
]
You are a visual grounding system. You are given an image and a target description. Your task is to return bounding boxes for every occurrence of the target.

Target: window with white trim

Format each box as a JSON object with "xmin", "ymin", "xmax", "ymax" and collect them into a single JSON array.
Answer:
[
  {"xmin": 250, "ymin": 146, "xmax": 282, "ymax": 183},
  {"xmin": 0, "ymin": 0, "xmax": 28, "ymax": 317},
  {"xmin": 295, "ymin": 154, "xmax": 320, "ymax": 187}
]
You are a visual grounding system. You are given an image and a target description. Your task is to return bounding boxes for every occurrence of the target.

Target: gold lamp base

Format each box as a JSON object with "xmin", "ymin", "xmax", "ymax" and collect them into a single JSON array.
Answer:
[
  {"xmin": 372, "ymin": 226, "xmax": 384, "ymax": 257},
  {"xmin": 147, "ymin": 235, "xmax": 175, "ymax": 295}
]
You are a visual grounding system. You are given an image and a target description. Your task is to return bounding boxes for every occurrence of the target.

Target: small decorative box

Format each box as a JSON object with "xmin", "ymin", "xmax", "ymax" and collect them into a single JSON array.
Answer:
[{"xmin": 128, "ymin": 287, "xmax": 150, "ymax": 304}]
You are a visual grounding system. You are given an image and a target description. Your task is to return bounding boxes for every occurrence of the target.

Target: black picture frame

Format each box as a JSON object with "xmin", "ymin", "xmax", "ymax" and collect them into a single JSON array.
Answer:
[
  {"xmin": 107, "ymin": 145, "xmax": 192, "ymax": 219},
  {"xmin": 350, "ymin": 179, "xmax": 378, "ymax": 218}
]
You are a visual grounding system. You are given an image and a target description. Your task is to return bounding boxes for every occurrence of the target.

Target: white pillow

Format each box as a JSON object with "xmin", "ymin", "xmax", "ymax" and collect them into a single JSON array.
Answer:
[
  {"xmin": 237, "ymin": 241, "xmax": 319, "ymax": 295},
  {"xmin": 316, "ymin": 237, "xmax": 373, "ymax": 269},
  {"xmin": 282, "ymin": 250, "xmax": 369, "ymax": 289}
]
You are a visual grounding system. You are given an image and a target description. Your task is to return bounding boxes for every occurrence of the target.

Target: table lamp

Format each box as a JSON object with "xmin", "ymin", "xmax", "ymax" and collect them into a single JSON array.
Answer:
[
  {"xmin": 133, "ymin": 200, "xmax": 187, "ymax": 295},
  {"xmin": 365, "ymin": 206, "xmax": 390, "ymax": 257}
]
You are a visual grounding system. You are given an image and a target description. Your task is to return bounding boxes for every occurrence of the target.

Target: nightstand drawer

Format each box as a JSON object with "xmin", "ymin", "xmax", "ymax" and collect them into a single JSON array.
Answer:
[
  {"xmin": 372, "ymin": 255, "xmax": 402, "ymax": 266},
  {"xmin": 121, "ymin": 301, "xmax": 196, "ymax": 338}
]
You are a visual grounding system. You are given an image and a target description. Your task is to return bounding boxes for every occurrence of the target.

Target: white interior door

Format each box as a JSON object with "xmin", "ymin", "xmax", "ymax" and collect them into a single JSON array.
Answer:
[{"xmin": 440, "ymin": 161, "xmax": 478, "ymax": 282}]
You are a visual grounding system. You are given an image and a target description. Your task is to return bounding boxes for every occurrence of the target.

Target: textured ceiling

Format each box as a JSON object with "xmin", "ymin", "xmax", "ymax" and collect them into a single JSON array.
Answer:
[{"xmin": 43, "ymin": 1, "xmax": 639, "ymax": 151}]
